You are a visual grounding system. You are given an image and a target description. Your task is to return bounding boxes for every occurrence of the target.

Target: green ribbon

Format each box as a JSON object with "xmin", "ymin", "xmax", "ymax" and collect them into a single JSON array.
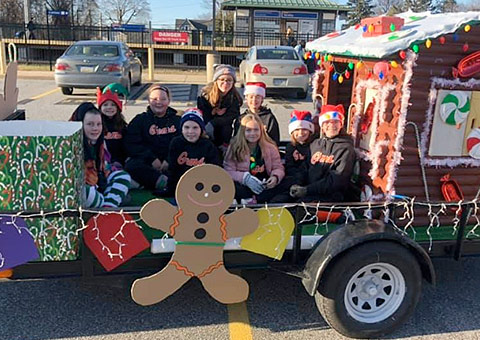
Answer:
[{"xmin": 175, "ymin": 241, "xmax": 226, "ymax": 247}]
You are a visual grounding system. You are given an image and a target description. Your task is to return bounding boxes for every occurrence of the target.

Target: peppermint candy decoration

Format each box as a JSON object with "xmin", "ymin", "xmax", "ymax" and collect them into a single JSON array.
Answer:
[
  {"xmin": 440, "ymin": 91, "xmax": 470, "ymax": 126},
  {"xmin": 466, "ymin": 128, "xmax": 480, "ymax": 159}
]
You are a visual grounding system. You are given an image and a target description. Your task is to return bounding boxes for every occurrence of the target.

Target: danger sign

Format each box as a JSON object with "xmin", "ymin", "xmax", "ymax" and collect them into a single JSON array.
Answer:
[{"xmin": 152, "ymin": 31, "xmax": 189, "ymax": 43}]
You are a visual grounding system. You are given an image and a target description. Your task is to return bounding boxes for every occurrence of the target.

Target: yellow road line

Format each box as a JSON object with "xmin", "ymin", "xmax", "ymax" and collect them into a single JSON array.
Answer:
[
  {"xmin": 228, "ymin": 302, "xmax": 253, "ymax": 340},
  {"xmin": 30, "ymin": 88, "xmax": 60, "ymax": 100}
]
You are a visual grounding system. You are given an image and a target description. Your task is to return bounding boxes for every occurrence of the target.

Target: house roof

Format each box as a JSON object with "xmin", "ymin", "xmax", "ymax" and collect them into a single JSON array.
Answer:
[
  {"xmin": 176, "ymin": 18, "xmax": 208, "ymax": 31},
  {"xmin": 221, "ymin": 0, "xmax": 350, "ymax": 12},
  {"xmin": 306, "ymin": 11, "xmax": 480, "ymax": 59}
]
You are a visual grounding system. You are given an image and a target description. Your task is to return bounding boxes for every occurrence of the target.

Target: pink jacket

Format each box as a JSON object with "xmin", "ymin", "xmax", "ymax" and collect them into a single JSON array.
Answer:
[{"xmin": 224, "ymin": 143, "xmax": 285, "ymax": 183}]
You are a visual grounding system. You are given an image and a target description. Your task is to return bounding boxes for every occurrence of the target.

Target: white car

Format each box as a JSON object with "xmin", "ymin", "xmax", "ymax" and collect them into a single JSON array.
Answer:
[{"xmin": 239, "ymin": 46, "xmax": 309, "ymax": 99}]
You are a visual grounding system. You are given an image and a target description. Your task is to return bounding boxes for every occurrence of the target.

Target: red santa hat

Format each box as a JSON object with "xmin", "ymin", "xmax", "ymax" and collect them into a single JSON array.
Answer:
[
  {"xmin": 289, "ymin": 110, "xmax": 315, "ymax": 135},
  {"xmin": 244, "ymin": 82, "xmax": 266, "ymax": 98},
  {"xmin": 96, "ymin": 87, "xmax": 122, "ymax": 111},
  {"xmin": 318, "ymin": 104, "xmax": 345, "ymax": 127}
]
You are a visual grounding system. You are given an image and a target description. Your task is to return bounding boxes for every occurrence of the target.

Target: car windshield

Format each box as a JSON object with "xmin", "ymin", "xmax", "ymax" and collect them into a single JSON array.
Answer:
[
  {"xmin": 256, "ymin": 48, "xmax": 298, "ymax": 60},
  {"xmin": 66, "ymin": 45, "xmax": 119, "ymax": 57}
]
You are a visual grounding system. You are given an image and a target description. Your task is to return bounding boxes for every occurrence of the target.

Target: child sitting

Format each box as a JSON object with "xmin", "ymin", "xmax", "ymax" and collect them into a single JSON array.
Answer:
[
  {"xmin": 290, "ymin": 104, "xmax": 355, "ymax": 202},
  {"xmin": 97, "ymin": 87, "xmax": 127, "ymax": 166},
  {"xmin": 70, "ymin": 102, "xmax": 131, "ymax": 208},
  {"xmin": 197, "ymin": 64, "xmax": 242, "ymax": 152},
  {"xmin": 224, "ymin": 114, "xmax": 289, "ymax": 204},
  {"xmin": 285, "ymin": 110, "xmax": 315, "ymax": 184},
  {"xmin": 233, "ymin": 82, "xmax": 280, "ymax": 145},
  {"xmin": 165, "ymin": 108, "xmax": 221, "ymax": 195}
]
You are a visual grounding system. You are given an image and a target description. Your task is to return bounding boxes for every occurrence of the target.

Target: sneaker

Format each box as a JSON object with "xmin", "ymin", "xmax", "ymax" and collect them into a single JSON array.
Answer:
[
  {"xmin": 232, "ymin": 199, "xmax": 238, "ymax": 205},
  {"xmin": 240, "ymin": 197, "xmax": 257, "ymax": 205}
]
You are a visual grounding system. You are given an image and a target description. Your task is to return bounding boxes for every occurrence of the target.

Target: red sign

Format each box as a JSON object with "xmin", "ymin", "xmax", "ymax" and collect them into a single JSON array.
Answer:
[{"xmin": 152, "ymin": 31, "xmax": 189, "ymax": 43}]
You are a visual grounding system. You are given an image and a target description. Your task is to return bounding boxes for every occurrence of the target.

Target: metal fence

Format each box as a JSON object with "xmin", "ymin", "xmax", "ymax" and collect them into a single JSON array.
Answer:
[{"xmin": 0, "ymin": 23, "xmax": 322, "ymax": 48}]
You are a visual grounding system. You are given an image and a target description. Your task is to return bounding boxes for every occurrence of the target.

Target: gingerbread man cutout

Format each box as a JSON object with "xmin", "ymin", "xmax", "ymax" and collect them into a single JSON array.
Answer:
[{"xmin": 131, "ymin": 164, "xmax": 258, "ymax": 305}]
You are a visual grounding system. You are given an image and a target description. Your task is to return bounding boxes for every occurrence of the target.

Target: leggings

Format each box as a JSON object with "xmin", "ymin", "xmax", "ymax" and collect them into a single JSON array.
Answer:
[{"xmin": 83, "ymin": 170, "xmax": 131, "ymax": 208}]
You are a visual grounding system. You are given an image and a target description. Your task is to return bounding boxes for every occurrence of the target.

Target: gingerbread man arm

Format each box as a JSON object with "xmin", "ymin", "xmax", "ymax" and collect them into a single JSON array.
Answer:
[
  {"xmin": 224, "ymin": 208, "xmax": 258, "ymax": 239},
  {"xmin": 140, "ymin": 199, "xmax": 178, "ymax": 233}
]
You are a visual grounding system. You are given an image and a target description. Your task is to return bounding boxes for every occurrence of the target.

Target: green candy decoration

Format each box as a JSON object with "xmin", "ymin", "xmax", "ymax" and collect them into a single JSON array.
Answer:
[
  {"xmin": 412, "ymin": 44, "xmax": 419, "ymax": 53},
  {"xmin": 390, "ymin": 23, "xmax": 395, "ymax": 32},
  {"xmin": 348, "ymin": 62, "xmax": 354, "ymax": 70}
]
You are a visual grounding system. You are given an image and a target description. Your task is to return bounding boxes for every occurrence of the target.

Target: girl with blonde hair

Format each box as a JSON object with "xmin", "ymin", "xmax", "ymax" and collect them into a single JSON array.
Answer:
[
  {"xmin": 224, "ymin": 114, "xmax": 292, "ymax": 204},
  {"xmin": 197, "ymin": 64, "xmax": 242, "ymax": 150}
]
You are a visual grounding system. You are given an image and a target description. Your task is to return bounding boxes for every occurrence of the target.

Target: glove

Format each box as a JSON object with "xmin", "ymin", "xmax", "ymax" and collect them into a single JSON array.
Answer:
[
  {"xmin": 290, "ymin": 185, "xmax": 307, "ymax": 198},
  {"xmin": 243, "ymin": 172, "xmax": 264, "ymax": 195}
]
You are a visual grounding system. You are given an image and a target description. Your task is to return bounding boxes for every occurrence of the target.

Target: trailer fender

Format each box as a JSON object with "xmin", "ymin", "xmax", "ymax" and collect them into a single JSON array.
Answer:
[{"xmin": 301, "ymin": 219, "xmax": 435, "ymax": 296}]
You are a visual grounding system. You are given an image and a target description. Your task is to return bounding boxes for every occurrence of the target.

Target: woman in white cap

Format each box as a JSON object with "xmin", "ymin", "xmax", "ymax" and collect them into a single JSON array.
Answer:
[{"xmin": 197, "ymin": 64, "xmax": 242, "ymax": 153}]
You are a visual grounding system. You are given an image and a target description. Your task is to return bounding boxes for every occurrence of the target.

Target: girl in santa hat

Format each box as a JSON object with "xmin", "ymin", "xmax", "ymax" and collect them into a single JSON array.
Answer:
[
  {"xmin": 97, "ymin": 87, "xmax": 128, "ymax": 166},
  {"xmin": 232, "ymin": 82, "xmax": 280, "ymax": 145},
  {"xmin": 290, "ymin": 104, "xmax": 356, "ymax": 202},
  {"xmin": 285, "ymin": 110, "xmax": 315, "ymax": 185}
]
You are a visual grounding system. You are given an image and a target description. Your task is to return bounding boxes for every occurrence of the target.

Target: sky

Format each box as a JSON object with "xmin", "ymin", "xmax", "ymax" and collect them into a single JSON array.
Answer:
[
  {"xmin": 150, "ymin": 1, "xmax": 209, "ymax": 28},
  {"xmin": 149, "ymin": 0, "xmax": 473, "ymax": 28}
]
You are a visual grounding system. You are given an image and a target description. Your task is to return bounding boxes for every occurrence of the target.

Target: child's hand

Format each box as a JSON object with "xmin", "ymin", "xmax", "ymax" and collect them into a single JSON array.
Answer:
[
  {"xmin": 160, "ymin": 160, "xmax": 169, "ymax": 172},
  {"xmin": 290, "ymin": 185, "xmax": 307, "ymax": 198},
  {"xmin": 213, "ymin": 107, "xmax": 227, "ymax": 116},
  {"xmin": 265, "ymin": 176, "xmax": 277, "ymax": 189},
  {"xmin": 152, "ymin": 158, "xmax": 162, "ymax": 171}
]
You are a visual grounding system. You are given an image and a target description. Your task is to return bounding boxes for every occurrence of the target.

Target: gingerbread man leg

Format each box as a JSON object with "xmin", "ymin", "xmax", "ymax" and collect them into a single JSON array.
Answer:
[
  {"xmin": 199, "ymin": 266, "xmax": 249, "ymax": 304},
  {"xmin": 131, "ymin": 264, "xmax": 191, "ymax": 306}
]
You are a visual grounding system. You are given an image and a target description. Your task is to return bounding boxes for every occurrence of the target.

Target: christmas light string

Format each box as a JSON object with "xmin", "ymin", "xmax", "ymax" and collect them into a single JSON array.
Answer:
[{"xmin": 2, "ymin": 199, "xmax": 480, "ymax": 263}]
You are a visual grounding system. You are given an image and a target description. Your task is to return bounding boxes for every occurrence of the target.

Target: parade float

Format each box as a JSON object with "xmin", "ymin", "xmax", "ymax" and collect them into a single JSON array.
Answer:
[{"xmin": 2, "ymin": 11, "xmax": 480, "ymax": 338}]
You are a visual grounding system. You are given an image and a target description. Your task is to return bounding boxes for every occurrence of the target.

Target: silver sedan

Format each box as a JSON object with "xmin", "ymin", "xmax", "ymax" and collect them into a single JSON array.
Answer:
[
  {"xmin": 54, "ymin": 40, "xmax": 142, "ymax": 95},
  {"xmin": 239, "ymin": 46, "xmax": 309, "ymax": 99}
]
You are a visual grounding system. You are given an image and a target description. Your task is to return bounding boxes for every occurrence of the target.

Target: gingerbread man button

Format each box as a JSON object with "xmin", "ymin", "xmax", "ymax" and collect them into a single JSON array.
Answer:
[{"xmin": 131, "ymin": 164, "xmax": 259, "ymax": 305}]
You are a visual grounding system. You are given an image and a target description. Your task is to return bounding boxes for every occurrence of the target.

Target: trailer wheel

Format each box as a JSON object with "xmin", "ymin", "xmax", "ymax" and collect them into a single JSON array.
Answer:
[{"xmin": 315, "ymin": 241, "xmax": 422, "ymax": 339}]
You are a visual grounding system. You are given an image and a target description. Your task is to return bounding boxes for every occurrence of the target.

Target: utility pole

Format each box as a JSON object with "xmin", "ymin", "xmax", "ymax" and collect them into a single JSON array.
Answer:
[
  {"xmin": 212, "ymin": 0, "xmax": 216, "ymax": 51},
  {"xmin": 23, "ymin": 0, "xmax": 30, "ymax": 25},
  {"xmin": 206, "ymin": 0, "xmax": 220, "ymax": 82}
]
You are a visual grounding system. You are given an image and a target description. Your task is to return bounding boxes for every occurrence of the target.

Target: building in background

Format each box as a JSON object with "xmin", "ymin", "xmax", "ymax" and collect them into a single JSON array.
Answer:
[{"xmin": 221, "ymin": 0, "xmax": 349, "ymax": 47}]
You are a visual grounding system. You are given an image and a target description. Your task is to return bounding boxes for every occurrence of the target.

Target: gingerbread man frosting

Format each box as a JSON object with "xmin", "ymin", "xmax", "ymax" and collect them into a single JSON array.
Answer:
[{"xmin": 131, "ymin": 164, "xmax": 259, "ymax": 305}]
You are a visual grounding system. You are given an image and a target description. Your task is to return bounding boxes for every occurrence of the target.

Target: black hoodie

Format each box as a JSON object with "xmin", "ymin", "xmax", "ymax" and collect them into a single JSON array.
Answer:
[
  {"xmin": 303, "ymin": 133, "xmax": 355, "ymax": 202},
  {"xmin": 233, "ymin": 107, "xmax": 281, "ymax": 145},
  {"xmin": 124, "ymin": 106, "xmax": 180, "ymax": 164},
  {"xmin": 103, "ymin": 117, "xmax": 127, "ymax": 165},
  {"xmin": 197, "ymin": 92, "xmax": 241, "ymax": 146}
]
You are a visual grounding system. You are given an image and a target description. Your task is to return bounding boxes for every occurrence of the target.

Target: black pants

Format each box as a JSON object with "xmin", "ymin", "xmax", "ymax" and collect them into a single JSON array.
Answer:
[
  {"xmin": 234, "ymin": 177, "xmax": 296, "ymax": 204},
  {"xmin": 125, "ymin": 157, "xmax": 163, "ymax": 189}
]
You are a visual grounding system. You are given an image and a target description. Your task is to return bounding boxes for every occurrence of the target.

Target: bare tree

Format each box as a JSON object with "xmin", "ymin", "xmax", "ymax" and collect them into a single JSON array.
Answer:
[
  {"xmin": 374, "ymin": 0, "xmax": 401, "ymax": 14},
  {"xmin": 97, "ymin": 0, "xmax": 150, "ymax": 25},
  {"xmin": 0, "ymin": 0, "xmax": 24, "ymax": 24},
  {"xmin": 458, "ymin": 0, "xmax": 480, "ymax": 10}
]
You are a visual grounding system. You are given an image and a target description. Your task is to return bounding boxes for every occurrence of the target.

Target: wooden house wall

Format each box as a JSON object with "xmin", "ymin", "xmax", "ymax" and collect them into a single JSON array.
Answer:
[{"xmin": 397, "ymin": 25, "xmax": 480, "ymax": 206}]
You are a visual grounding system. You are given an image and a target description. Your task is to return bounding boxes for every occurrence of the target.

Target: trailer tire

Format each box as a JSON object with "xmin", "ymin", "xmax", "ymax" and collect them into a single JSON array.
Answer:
[{"xmin": 315, "ymin": 241, "xmax": 422, "ymax": 339}]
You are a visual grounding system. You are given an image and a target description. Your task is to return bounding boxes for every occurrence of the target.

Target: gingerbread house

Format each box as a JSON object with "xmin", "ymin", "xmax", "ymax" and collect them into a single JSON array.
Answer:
[{"xmin": 307, "ymin": 11, "xmax": 480, "ymax": 211}]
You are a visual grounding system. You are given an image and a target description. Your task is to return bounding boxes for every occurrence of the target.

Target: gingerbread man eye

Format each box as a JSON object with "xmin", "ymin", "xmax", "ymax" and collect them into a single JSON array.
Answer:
[
  {"xmin": 195, "ymin": 182, "xmax": 204, "ymax": 191},
  {"xmin": 211, "ymin": 184, "xmax": 221, "ymax": 193}
]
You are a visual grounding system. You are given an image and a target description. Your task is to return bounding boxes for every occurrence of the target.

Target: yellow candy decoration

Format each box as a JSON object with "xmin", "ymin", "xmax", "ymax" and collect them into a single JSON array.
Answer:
[
  {"xmin": 338, "ymin": 75, "xmax": 344, "ymax": 83},
  {"xmin": 425, "ymin": 39, "xmax": 432, "ymax": 48},
  {"xmin": 390, "ymin": 60, "xmax": 398, "ymax": 68},
  {"xmin": 465, "ymin": 24, "xmax": 471, "ymax": 32}
]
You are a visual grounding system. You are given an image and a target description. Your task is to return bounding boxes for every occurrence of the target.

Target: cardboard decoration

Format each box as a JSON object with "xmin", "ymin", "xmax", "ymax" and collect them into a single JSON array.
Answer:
[
  {"xmin": 466, "ymin": 128, "xmax": 480, "ymax": 159},
  {"xmin": 0, "ymin": 215, "xmax": 39, "ymax": 270},
  {"xmin": 241, "ymin": 207, "xmax": 294, "ymax": 260},
  {"xmin": 84, "ymin": 213, "xmax": 149, "ymax": 272},
  {"xmin": 131, "ymin": 164, "xmax": 258, "ymax": 306},
  {"xmin": 0, "ymin": 62, "xmax": 19, "ymax": 121},
  {"xmin": 0, "ymin": 121, "xmax": 83, "ymax": 261}
]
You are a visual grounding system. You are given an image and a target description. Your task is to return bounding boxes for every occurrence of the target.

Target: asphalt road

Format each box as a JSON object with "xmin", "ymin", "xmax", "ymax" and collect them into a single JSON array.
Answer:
[{"xmin": 1, "ymin": 257, "xmax": 480, "ymax": 340}]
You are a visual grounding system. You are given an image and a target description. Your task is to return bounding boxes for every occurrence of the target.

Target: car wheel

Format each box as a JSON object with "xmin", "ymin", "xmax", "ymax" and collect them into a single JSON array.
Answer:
[
  {"xmin": 61, "ymin": 87, "xmax": 73, "ymax": 95},
  {"xmin": 296, "ymin": 89, "xmax": 308, "ymax": 99},
  {"xmin": 315, "ymin": 241, "xmax": 422, "ymax": 339}
]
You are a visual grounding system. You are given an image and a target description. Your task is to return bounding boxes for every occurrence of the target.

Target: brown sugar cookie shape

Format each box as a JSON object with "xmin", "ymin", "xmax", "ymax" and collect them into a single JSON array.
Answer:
[{"xmin": 131, "ymin": 164, "xmax": 258, "ymax": 305}]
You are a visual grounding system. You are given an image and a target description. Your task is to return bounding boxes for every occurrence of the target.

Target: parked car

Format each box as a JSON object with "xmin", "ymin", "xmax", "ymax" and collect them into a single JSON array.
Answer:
[
  {"xmin": 54, "ymin": 40, "xmax": 142, "ymax": 95},
  {"xmin": 239, "ymin": 46, "xmax": 309, "ymax": 99}
]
